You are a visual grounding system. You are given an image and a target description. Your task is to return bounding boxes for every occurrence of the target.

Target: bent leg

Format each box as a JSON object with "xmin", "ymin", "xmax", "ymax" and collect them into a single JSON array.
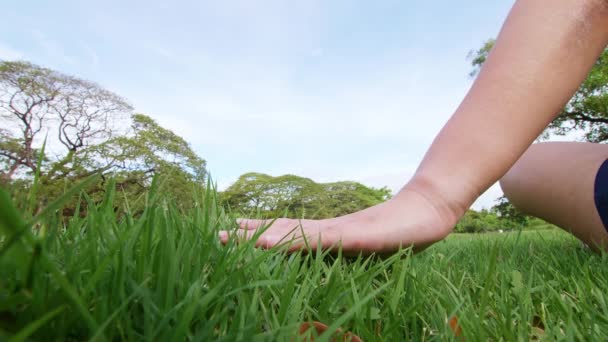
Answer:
[{"xmin": 500, "ymin": 142, "xmax": 608, "ymax": 250}]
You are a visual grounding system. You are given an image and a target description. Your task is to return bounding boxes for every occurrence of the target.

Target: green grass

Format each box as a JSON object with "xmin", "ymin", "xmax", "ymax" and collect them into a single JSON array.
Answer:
[{"xmin": 2, "ymin": 180, "xmax": 608, "ymax": 341}]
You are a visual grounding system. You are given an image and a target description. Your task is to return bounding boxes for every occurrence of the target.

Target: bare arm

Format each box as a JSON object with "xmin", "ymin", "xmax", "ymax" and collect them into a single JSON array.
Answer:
[
  {"xmin": 407, "ymin": 0, "xmax": 608, "ymax": 224},
  {"xmin": 223, "ymin": 0, "xmax": 608, "ymax": 253}
]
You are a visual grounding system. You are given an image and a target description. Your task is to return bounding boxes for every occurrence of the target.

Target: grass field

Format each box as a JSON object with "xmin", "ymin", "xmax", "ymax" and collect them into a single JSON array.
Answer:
[{"xmin": 2, "ymin": 179, "xmax": 608, "ymax": 341}]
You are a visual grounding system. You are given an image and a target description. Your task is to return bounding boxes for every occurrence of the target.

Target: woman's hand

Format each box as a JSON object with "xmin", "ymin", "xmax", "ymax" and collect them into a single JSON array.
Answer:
[{"xmin": 219, "ymin": 181, "xmax": 461, "ymax": 254}]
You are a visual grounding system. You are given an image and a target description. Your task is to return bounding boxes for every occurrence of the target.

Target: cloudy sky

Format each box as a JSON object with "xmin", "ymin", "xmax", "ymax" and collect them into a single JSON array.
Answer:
[{"xmin": 2, "ymin": 0, "xmax": 518, "ymax": 209}]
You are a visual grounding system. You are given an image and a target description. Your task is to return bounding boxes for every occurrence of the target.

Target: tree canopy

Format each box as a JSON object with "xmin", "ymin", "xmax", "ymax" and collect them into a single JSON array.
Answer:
[
  {"xmin": 469, "ymin": 40, "xmax": 608, "ymax": 142},
  {"xmin": 0, "ymin": 60, "xmax": 206, "ymax": 213},
  {"xmin": 0, "ymin": 60, "xmax": 132, "ymax": 182},
  {"xmin": 220, "ymin": 173, "xmax": 391, "ymax": 219}
]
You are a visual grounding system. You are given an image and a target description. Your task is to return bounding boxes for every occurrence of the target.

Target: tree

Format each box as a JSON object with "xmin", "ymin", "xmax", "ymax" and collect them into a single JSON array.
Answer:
[
  {"xmin": 454, "ymin": 210, "xmax": 486, "ymax": 233},
  {"xmin": 467, "ymin": 39, "xmax": 495, "ymax": 78},
  {"xmin": 0, "ymin": 60, "xmax": 207, "ymax": 213},
  {"xmin": 490, "ymin": 195, "xmax": 529, "ymax": 227},
  {"xmin": 322, "ymin": 181, "xmax": 392, "ymax": 217},
  {"xmin": 469, "ymin": 40, "xmax": 608, "ymax": 142},
  {"xmin": 454, "ymin": 207, "xmax": 528, "ymax": 233},
  {"xmin": 0, "ymin": 60, "xmax": 132, "ymax": 183},
  {"xmin": 29, "ymin": 112, "xmax": 207, "ymax": 214},
  {"xmin": 220, "ymin": 173, "xmax": 391, "ymax": 219},
  {"xmin": 219, "ymin": 173, "xmax": 322, "ymax": 217},
  {"xmin": 94, "ymin": 114, "xmax": 207, "ymax": 209}
]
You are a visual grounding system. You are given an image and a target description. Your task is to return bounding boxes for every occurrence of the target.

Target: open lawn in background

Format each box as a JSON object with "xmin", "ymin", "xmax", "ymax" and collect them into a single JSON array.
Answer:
[{"xmin": 1, "ymin": 178, "xmax": 608, "ymax": 341}]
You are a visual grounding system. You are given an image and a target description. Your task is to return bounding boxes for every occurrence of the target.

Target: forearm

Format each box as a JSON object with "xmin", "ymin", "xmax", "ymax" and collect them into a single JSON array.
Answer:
[{"xmin": 405, "ymin": 0, "xmax": 608, "ymax": 221}]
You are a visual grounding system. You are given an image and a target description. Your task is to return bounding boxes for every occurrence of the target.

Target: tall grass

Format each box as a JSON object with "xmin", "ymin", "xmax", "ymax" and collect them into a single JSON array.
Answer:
[{"xmin": 1, "ymin": 177, "xmax": 608, "ymax": 340}]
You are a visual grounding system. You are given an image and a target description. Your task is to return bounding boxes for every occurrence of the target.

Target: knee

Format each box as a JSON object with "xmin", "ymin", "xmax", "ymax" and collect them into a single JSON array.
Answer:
[
  {"xmin": 499, "ymin": 164, "xmax": 528, "ymax": 215},
  {"xmin": 499, "ymin": 143, "xmax": 549, "ymax": 207},
  {"xmin": 499, "ymin": 167, "xmax": 520, "ymax": 204}
]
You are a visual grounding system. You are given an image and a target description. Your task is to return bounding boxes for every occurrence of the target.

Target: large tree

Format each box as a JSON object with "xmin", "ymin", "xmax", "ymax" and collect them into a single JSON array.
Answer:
[
  {"xmin": 0, "ymin": 60, "xmax": 132, "ymax": 182},
  {"xmin": 0, "ymin": 60, "xmax": 206, "ymax": 212},
  {"xmin": 469, "ymin": 40, "xmax": 608, "ymax": 142},
  {"xmin": 220, "ymin": 173, "xmax": 391, "ymax": 219},
  {"xmin": 490, "ymin": 195, "xmax": 529, "ymax": 227},
  {"xmin": 90, "ymin": 113, "xmax": 207, "ymax": 209}
]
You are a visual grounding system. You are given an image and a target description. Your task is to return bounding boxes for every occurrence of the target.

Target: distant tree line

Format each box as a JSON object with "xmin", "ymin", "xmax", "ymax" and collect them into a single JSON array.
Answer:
[
  {"xmin": 219, "ymin": 172, "xmax": 550, "ymax": 232},
  {"xmin": 454, "ymin": 196, "xmax": 554, "ymax": 233},
  {"xmin": 219, "ymin": 172, "xmax": 392, "ymax": 219}
]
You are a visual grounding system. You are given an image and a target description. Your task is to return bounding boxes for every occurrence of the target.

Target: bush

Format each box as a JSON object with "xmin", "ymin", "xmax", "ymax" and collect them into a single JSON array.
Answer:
[{"xmin": 454, "ymin": 209, "xmax": 519, "ymax": 233}]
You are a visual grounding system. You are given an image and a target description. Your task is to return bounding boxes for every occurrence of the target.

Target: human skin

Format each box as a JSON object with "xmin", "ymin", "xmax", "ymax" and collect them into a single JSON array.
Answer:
[
  {"xmin": 219, "ymin": 0, "xmax": 608, "ymax": 254},
  {"xmin": 500, "ymin": 141, "xmax": 608, "ymax": 251}
]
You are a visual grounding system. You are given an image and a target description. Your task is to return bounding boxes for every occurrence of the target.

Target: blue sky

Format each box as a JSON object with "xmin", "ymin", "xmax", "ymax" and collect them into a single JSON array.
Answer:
[{"xmin": 2, "ymin": 0, "xmax": 516, "ymax": 209}]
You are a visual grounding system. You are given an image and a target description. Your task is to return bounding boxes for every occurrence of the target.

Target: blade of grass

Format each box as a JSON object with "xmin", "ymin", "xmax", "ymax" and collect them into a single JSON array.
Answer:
[
  {"xmin": 317, "ymin": 282, "xmax": 391, "ymax": 342},
  {"xmin": 0, "ymin": 187, "xmax": 27, "ymax": 236},
  {"xmin": 8, "ymin": 305, "xmax": 66, "ymax": 342},
  {"xmin": 26, "ymin": 136, "xmax": 47, "ymax": 216},
  {"xmin": 90, "ymin": 282, "xmax": 146, "ymax": 342},
  {"xmin": 40, "ymin": 252, "xmax": 100, "ymax": 338}
]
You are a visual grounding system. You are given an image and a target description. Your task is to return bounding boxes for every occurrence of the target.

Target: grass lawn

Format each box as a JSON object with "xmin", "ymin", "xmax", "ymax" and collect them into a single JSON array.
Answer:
[{"xmin": 2, "ymin": 180, "xmax": 608, "ymax": 341}]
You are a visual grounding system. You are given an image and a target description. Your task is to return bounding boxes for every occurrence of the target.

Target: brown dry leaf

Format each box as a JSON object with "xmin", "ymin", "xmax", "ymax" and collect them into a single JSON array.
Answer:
[
  {"xmin": 449, "ymin": 316, "xmax": 463, "ymax": 338},
  {"xmin": 299, "ymin": 321, "xmax": 363, "ymax": 342}
]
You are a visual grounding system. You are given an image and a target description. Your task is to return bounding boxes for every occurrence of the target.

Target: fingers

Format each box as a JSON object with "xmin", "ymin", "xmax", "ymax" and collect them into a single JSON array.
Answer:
[
  {"xmin": 219, "ymin": 218, "xmax": 341, "ymax": 252},
  {"xmin": 218, "ymin": 229, "xmax": 293, "ymax": 248},
  {"xmin": 219, "ymin": 218, "xmax": 278, "ymax": 247},
  {"xmin": 219, "ymin": 227, "xmax": 339, "ymax": 252},
  {"xmin": 236, "ymin": 218, "xmax": 267, "ymax": 230},
  {"xmin": 219, "ymin": 219, "xmax": 307, "ymax": 249},
  {"xmin": 218, "ymin": 230, "xmax": 230, "ymax": 244}
]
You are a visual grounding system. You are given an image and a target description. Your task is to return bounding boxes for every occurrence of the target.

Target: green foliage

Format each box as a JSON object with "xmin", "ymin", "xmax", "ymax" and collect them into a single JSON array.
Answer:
[
  {"xmin": 453, "ymin": 200, "xmax": 552, "ymax": 234},
  {"xmin": 119, "ymin": 113, "xmax": 206, "ymax": 182},
  {"xmin": 220, "ymin": 172, "xmax": 391, "ymax": 218},
  {"xmin": 454, "ymin": 209, "xmax": 505, "ymax": 233},
  {"xmin": 467, "ymin": 39, "xmax": 495, "ymax": 77},
  {"xmin": 469, "ymin": 40, "xmax": 608, "ymax": 142},
  {"xmin": 555, "ymin": 50, "xmax": 608, "ymax": 142},
  {"xmin": 87, "ymin": 113, "xmax": 207, "ymax": 212},
  {"xmin": 491, "ymin": 195, "xmax": 530, "ymax": 227},
  {"xmin": 1, "ymin": 180, "xmax": 608, "ymax": 340}
]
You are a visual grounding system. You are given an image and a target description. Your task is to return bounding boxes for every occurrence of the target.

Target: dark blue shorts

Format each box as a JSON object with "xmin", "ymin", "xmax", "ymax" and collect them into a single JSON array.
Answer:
[{"xmin": 594, "ymin": 159, "xmax": 608, "ymax": 232}]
